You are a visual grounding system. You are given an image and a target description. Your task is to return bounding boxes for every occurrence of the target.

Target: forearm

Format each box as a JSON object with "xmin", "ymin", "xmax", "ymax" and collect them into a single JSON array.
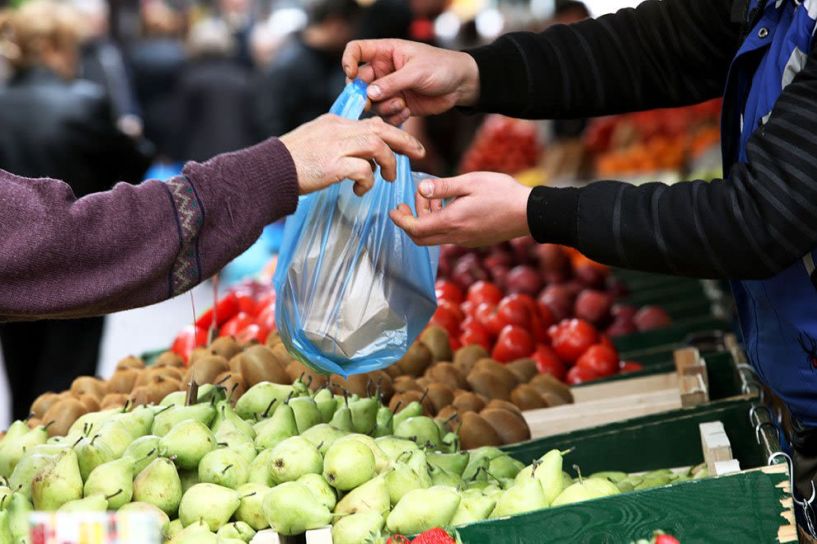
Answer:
[
  {"xmin": 0, "ymin": 138, "xmax": 297, "ymax": 320},
  {"xmin": 466, "ymin": 0, "xmax": 738, "ymax": 119}
]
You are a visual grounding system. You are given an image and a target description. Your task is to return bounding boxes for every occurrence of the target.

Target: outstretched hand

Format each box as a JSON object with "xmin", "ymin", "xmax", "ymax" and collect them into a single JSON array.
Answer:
[{"xmin": 390, "ymin": 172, "xmax": 532, "ymax": 247}]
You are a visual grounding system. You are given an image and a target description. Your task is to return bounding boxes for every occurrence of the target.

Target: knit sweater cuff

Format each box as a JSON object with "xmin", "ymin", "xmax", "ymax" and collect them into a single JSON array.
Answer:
[{"xmin": 527, "ymin": 186, "xmax": 580, "ymax": 246}]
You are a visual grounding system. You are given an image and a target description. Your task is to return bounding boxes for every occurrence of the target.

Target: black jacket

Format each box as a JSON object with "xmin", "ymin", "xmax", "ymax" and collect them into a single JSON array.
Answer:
[{"xmin": 0, "ymin": 67, "xmax": 150, "ymax": 197}]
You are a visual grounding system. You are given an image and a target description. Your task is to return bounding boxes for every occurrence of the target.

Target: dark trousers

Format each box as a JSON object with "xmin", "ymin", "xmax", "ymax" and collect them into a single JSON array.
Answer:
[{"xmin": 0, "ymin": 317, "xmax": 104, "ymax": 420}]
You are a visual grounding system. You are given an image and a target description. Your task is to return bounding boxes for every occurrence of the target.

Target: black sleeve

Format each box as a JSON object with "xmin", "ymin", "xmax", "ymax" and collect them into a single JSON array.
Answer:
[
  {"xmin": 466, "ymin": 0, "xmax": 740, "ymax": 119},
  {"xmin": 528, "ymin": 43, "xmax": 817, "ymax": 280}
]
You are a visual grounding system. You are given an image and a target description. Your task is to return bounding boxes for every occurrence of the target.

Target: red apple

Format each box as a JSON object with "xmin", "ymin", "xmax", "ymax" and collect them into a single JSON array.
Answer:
[
  {"xmin": 634, "ymin": 305, "xmax": 672, "ymax": 331},
  {"xmin": 574, "ymin": 289, "xmax": 614, "ymax": 325},
  {"xmin": 534, "ymin": 244, "xmax": 571, "ymax": 283},
  {"xmin": 538, "ymin": 284, "xmax": 576, "ymax": 321},
  {"xmin": 509, "ymin": 236, "xmax": 536, "ymax": 265},
  {"xmin": 506, "ymin": 265, "xmax": 542, "ymax": 297},
  {"xmin": 605, "ymin": 316, "xmax": 637, "ymax": 337},
  {"xmin": 451, "ymin": 253, "xmax": 488, "ymax": 291},
  {"xmin": 574, "ymin": 263, "xmax": 608, "ymax": 289}
]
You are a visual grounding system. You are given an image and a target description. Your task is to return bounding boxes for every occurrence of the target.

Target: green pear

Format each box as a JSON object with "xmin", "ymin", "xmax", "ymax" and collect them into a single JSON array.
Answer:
[
  {"xmin": 212, "ymin": 401, "xmax": 256, "ymax": 441},
  {"xmin": 235, "ymin": 382, "xmax": 293, "ymax": 420},
  {"xmin": 178, "ymin": 483, "xmax": 240, "ymax": 530},
  {"xmin": 254, "ymin": 403, "xmax": 297, "ymax": 450},
  {"xmin": 0, "ymin": 509, "xmax": 10, "ymax": 544},
  {"xmin": 159, "ymin": 419, "xmax": 216, "ymax": 470},
  {"xmin": 73, "ymin": 436, "xmax": 115, "ymax": 481},
  {"xmin": 301, "ymin": 424, "xmax": 347, "ymax": 455},
  {"xmin": 31, "ymin": 449, "xmax": 82, "ymax": 511},
  {"xmin": 27, "ymin": 443, "xmax": 69, "ymax": 457},
  {"xmin": 491, "ymin": 475, "xmax": 547, "ymax": 517},
  {"xmin": 290, "ymin": 397, "xmax": 321, "ymax": 434},
  {"xmin": 332, "ymin": 511, "xmax": 384, "ymax": 544},
  {"xmin": 335, "ymin": 435, "xmax": 389, "ymax": 474},
  {"xmin": 215, "ymin": 431, "xmax": 257, "ymax": 465},
  {"xmin": 133, "ymin": 457, "xmax": 183, "ymax": 516},
  {"xmin": 394, "ymin": 417, "xmax": 442, "ymax": 449},
  {"xmin": 57, "ymin": 493, "xmax": 107, "ymax": 513},
  {"xmin": 66, "ymin": 409, "xmax": 117, "ymax": 438},
  {"xmin": 384, "ymin": 450, "xmax": 431, "ymax": 505},
  {"xmin": 93, "ymin": 420, "xmax": 134, "ymax": 459},
  {"xmin": 247, "ymin": 449, "xmax": 275, "ymax": 486},
  {"xmin": 551, "ymin": 477, "xmax": 619, "ymax": 507},
  {"xmin": 161, "ymin": 384, "xmax": 217, "ymax": 407},
  {"xmin": 441, "ymin": 431, "xmax": 460, "ymax": 454},
  {"xmin": 83, "ymin": 458, "xmax": 134, "ymax": 509},
  {"xmin": 584, "ymin": 477, "xmax": 622, "ymax": 496},
  {"xmin": 0, "ymin": 486, "xmax": 12, "ymax": 507},
  {"xmin": 329, "ymin": 401, "xmax": 354, "ymax": 432},
  {"xmin": 178, "ymin": 469, "xmax": 198, "ymax": 494},
  {"xmin": 297, "ymin": 473, "xmax": 337, "ymax": 510},
  {"xmin": 167, "ymin": 520, "xmax": 215, "ymax": 544},
  {"xmin": 323, "ymin": 439, "xmax": 376, "ymax": 491},
  {"xmin": 262, "ymin": 481, "xmax": 331, "ymax": 535},
  {"xmin": 118, "ymin": 501, "xmax": 171, "ymax": 530},
  {"xmin": 451, "ymin": 489, "xmax": 496, "ymax": 525},
  {"xmin": 0, "ymin": 425, "xmax": 48, "ymax": 478},
  {"xmin": 234, "ymin": 483, "xmax": 270, "ymax": 530},
  {"xmin": 163, "ymin": 519, "xmax": 184, "ymax": 541},
  {"xmin": 198, "ymin": 448, "xmax": 249, "ymax": 489},
  {"xmin": 349, "ymin": 397, "xmax": 379, "ymax": 435},
  {"xmin": 111, "ymin": 405, "xmax": 155, "ymax": 439},
  {"xmin": 335, "ymin": 475, "xmax": 390, "ymax": 516},
  {"xmin": 374, "ymin": 437, "xmax": 418, "ymax": 463},
  {"xmin": 428, "ymin": 452, "xmax": 470, "ymax": 477},
  {"xmin": 488, "ymin": 456, "xmax": 525, "ymax": 480},
  {"xmin": 373, "ymin": 405, "xmax": 394, "ymax": 437},
  {"xmin": 392, "ymin": 401, "xmax": 422, "ymax": 430},
  {"xmin": 386, "ymin": 486, "xmax": 460, "ymax": 535},
  {"xmin": 9, "ymin": 452, "xmax": 58, "ymax": 500},
  {"xmin": 123, "ymin": 435, "xmax": 160, "ymax": 475},
  {"xmin": 216, "ymin": 521, "xmax": 256, "ymax": 542},
  {"xmin": 152, "ymin": 404, "xmax": 216, "ymax": 437},
  {"xmin": 1, "ymin": 421, "xmax": 29, "ymax": 445},
  {"xmin": 7, "ymin": 492, "xmax": 32, "ymax": 544},
  {"xmin": 590, "ymin": 471, "xmax": 627, "ymax": 484},
  {"xmin": 313, "ymin": 389, "xmax": 337, "ymax": 423},
  {"xmin": 532, "ymin": 449, "xmax": 567, "ymax": 505},
  {"xmin": 268, "ymin": 436, "xmax": 323, "ymax": 484},
  {"xmin": 429, "ymin": 464, "xmax": 461, "ymax": 487}
]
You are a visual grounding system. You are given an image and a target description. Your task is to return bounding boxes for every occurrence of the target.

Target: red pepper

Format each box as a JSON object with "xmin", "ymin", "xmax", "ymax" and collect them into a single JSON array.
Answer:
[
  {"xmin": 235, "ymin": 293, "xmax": 258, "ymax": 316},
  {"xmin": 256, "ymin": 303, "xmax": 276, "ymax": 333},
  {"xmin": 234, "ymin": 323, "xmax": 268, "ymax": 345},
  {"xmin": 195, "ymin": 292, "xmax": 240, "ymax": 329},
  {"xmin": 171, "ymin": 325, "xmax": 208, "ymax": 363},
  {"xmin": 219, "ymin": 312, "xmax": 255, "ymax": 338}
]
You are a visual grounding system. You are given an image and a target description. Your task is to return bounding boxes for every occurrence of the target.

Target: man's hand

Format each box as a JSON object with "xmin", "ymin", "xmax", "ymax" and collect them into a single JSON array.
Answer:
[
  {"xmin": 280, "ymin": 114, "xmax": 425, "ymax": 196},
  {"xmin": 342, "ymin": 39, "xmax": 480, "ymax": 124},
  {"xmin": 390, "ymin": 172, "xmax": 532, "ymax": 247}
]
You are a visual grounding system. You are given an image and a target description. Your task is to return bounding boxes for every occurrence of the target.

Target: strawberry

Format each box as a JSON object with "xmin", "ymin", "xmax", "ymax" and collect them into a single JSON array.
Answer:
[{"xmin": 411, "ymin": 528, "xmax": 457, "ymax": 544}]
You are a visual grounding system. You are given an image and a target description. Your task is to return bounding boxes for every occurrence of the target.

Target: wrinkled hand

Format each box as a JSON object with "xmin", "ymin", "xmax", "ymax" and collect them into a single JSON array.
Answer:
[
  {"xmin": 342, "ymin": 39, "xmax": 480, "ymax": 125},
  {"xmin": 281, "ymin": 114, "xmax": 425, "ymax": 196},
  {"xmin": 390, "ymin": 172, "xmax": 532, "ymax": 247}
]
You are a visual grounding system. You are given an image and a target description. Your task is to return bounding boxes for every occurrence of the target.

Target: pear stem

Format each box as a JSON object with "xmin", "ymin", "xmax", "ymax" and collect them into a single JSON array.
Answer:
[
  {"xmin": 561, "ymin": 447, "xmax": 575, "ymax": 457},
  {"xmin": 142, "ymin": 448, "xmax": 157, "ymax": 461},
  {"xmin": 105, "ymin": 489, "xmax": 123, "ymax": 501},
  {"xmin": 221, "ymin": 465, "xmax": 233, "ymax": 475},
  {"xmin": 392, "ymin": 400, "xmax": 403, "ymax": 414},
  {"xmin": 573, "ymin": 464, "xmax": 583, "ymax": 485},
  {"xmin": 216, "ymin": 374, "xmax": 232, "ymax": 386},
  {"xmin": 531, "ymin": 459, "xmax": 541, "ymax": 478},
  {"xmin": 261, "ymin": 399, "xmax": 277, "ymax": 419},
  {"xmin": 72, "ymin": 436, "xmax": 84, "ymax": 448},
  {"xmin": 419, "ymin": 388, "xmax": 429, "ymax": 405},
  {"xmin": 155, "ymin": 404, "xmax": 174, "ymax": 416},
  {"xmin": 443, "ymin": 412, "xmax": 459, "ymax": 425},
  {"xmin": 239, "ymin": 492, "xmax": 257, "ymax": 499},
  {"xmin": 285, "ymin": 391, "xmax": 295, "ymax": 405}
]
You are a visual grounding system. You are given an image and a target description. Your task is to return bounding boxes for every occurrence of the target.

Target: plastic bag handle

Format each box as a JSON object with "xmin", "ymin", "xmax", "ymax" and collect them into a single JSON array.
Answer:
[{"xmin": 330, "ymin": 79, "xmax": 369, "ymax": 121}]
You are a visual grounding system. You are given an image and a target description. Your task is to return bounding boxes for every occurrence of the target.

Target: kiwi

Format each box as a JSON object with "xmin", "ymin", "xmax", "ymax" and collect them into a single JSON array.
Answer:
[
  {"xmin": 287, "ymin": 360, "xmax": 327, "ymax": 390},
  {"xmin": 393, "ymin": 376, "xmax": 421, "ymax": 394},
  {"xmin": 392, "ymin": 390, "xmax": 434, "ymax": 416},
  {"xmin": 415, "ymin": 377, "xmax": 430, "ymax": 390},
  {"xmin": 30, "ymin": 392, "xmax": 59, "ymax": 419},
  {"xmin": 77, "ymin": 394, "xmax": 100, "ymax": 413},
  {"xmin": 115, "ymin": 355, "xmax": 145, "ymax": 371},
  {"xmin": 269, "ymin": 343, "xmax": 295, "ymax": 370},
  {"xmin": 228, "ymin": 354, "xmax": 244, "ymax": 375},
  {"xmin": 396, "ymin": 342, "xmax": 433, "ymax": 377},
  {"xmin": 388, "ymin": 393, "xmax": 406, "ymax": 413},
  {"xmin": 189, "ymin": 347, "xmax": 214, "ymax": 366},
  {"xmin": 480, "ymin": 408, "xmax": 531, "ymax": 444},
  {"xmin": 157, "ymin": 366, "xmax": 185, "ymax": 382},
  {"xmin": 208, "ymin": 336, "xmax": 242, "ymax": 360},
  {"xmin": 540, "ymin": 392, "xmax": 570, "ymax": 407},
  {"xmin": 43, "ymin": 398, "xmax": 87, "ymax": 437},
  {"xmin": 214, "ymin": 371, "xmax": 246, "ymax": 402},
  {"xmin": 345, "ymin": 374, "xmax": 372, "ymax": 397},
  {"xmin": 265, "ymin": 332, "xmax": 282, "ymax": 348},
  {"xmin": 453, "ymin": 345, "xmax": 490, "ymax": 375},
  {"xmin": 100, "ymin": 393, "xmax": 128, "ymax": 410},
  {"xmin": 506, "ymin": 358, "xmax": 538, "ymax": 383},
  {"xmin": 419, "ymin": 326, "xmax": 452, "ymax": 363},
  {"xmin": 425, "ymin": 362, "xmax": 467, "ymax": 391},
  {"xmin": 435, "ymin": 405, "xmax": 460, "ymax": 429},
  {"xmin": 426, "ymin": 383, "xmax": 454, "ymax": 414},
  {"xmin": 510, "ymin": 384, "xmax": 549, "ymax": 411},
  {"xmin": 384, "ymin": 364, "xmax": 402, "ymax": 378},
  {"xmin": 452, "ymin": 392, "xmax": 486, "ymax": 413},
  {"xmin": 529, "ymin": 374, "xmax": 573, "ymax": 404},
  {"xmin": 70, "ymin": 377, "xmax": 107, "ymax": 401},
  {"xmin": 241, "ymin": 345, "xmax": 290, "ymax": 386},
  {"xmin": 27, "ymin": 418, "xmax": 42, "ymax": 430},
  {"xmin": 368, "ymin": 371, "xmax": 394, "ymax": 402},
  {"xmin": 154, "ymin": 351, "xmax": 185, "ymax": 368},
  {"xmin": 107, "ymin": 368, "xmax": 139, "ymax": 394},
  {"xmin": 186, "ymin": 355, "xmax": 230, "ymax": 385},
  {"xmin": 459, "ymin": 412, "xmax": 503, "ymax": 450},
  {"xmin": 466, "ymin": 369, "xmax": 513, "ymax": 401},
  {"xmin": 485, "ymin": 399, "xmax": 524, "ymax": 417},
  {"xmin": 473, "ymin": 359, "xmax": 519, "ymax": 391}
]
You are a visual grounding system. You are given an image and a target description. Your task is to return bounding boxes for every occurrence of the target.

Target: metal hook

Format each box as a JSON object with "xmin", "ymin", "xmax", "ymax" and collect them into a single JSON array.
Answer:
[
  {"xmin": 749, "ymin": 404, "xmax": 773, "ymax": 428},
  {"xmin": 755, "ymin": 420, "xmax": 776, "ymax": 445},
  {"xmin": 768, "ymin": 452, "xmax": 817, "ymax": 506}
]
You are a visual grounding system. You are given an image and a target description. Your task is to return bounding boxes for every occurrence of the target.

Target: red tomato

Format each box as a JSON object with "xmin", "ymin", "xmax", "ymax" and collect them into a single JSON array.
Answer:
[
  {"xmin": 466, "ymin": 281, "xmax": 503, "ymax": 306},
  {"xmin": 530, "ymin": 313, "xmax": 550, "ymax": 344},
  {"xmin": 236, "ymin": 293, "xmax": 257, "ymax": 316},
  {"xmin": 475, "ymin": 303, "xmax": 505, "ymax": 336},
  {"xmin": 532, "ymin": 345, "xmax": 566, "ymax": 381},
  {"xmin": 460, "ymin": 321, "xmax": 492, "ymax": 350},
  {"xmin": 576, "ymin": 344, "xmax": 619, "ymax": 376},
  {"xmin": 598, "ymin": 334, "xmax": 616, "ymax": 352},
  {"xmin": 619, "ymin": 361, "xmax": 645, "ymax": 373},
  {"xmin": 536, "ymin": 302, "xmax": 556, "ymax": 329},
  {"xmin": 195, "ymin": 292, "xmax": 239, "ymax": 329},
  {"xmin": 497, "ymin": 294, "xmax": 534, "ymax": 330},
  {"xmin": 460, "ymin": 300, "xmax": 478, "ymax": 319},
  {"xmin": 171, "ymin": 325, "xmax": 208, "ymax": 362},
  {"xmin": 234, "ymin": 323, "xmax": 267, "ymax": 345},
  {"xmin": 492, "ymin": 325, "xmax": 535, "ymax": 363},
  {"xmin": 219, "ymin": 312, "xmax": 255, "ymax": 337},
  {"xmin": 567, "ymin": 365, "xmax": 600, "ymax": 385},
  {"xmin": 655, "ymin": 535, "xmax": 681, "ymax": 544},
  {"xmin": 549, "ymin": 319, "xmax": 599, "ymax": 362},
  {"xmin": 256, "ymin": 304, "xmax": 276, "ymax": 333},
  {"xmin": 429, "ymin": 304, "xmax": 462, "ymax": 337},
  {"xmin": 438, "ymin": 300, "xmax": 465, "ymax": 322},
  {"xmin": 435, "ymin": 279, "xmax": 464, "ymax": 304}
]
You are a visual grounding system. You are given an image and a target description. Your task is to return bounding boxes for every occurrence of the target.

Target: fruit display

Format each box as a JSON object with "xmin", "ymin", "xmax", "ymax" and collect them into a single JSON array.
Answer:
[
  {"xmin": 458, "ymin": 115, "xmax": 542, "ymax": 176},
  {"xmin": 632, "ymin": 532, "xmax": 681, "ymax": 544}
]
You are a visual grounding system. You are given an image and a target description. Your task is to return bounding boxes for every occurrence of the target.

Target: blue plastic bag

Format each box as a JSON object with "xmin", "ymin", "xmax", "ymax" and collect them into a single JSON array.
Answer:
[{"xmin": 273, "ymin": 80, "xmax": 439, "ymax": 377}]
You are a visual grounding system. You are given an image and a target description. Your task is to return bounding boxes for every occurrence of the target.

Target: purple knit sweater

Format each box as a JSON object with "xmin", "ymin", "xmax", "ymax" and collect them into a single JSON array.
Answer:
[{"xmin": 0, "ymin": 137, "xmax": 298, "ymax": 320}]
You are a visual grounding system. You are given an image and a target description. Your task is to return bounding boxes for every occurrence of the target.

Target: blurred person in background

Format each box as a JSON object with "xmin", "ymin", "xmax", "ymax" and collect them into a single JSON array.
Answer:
[
  {"xmin": 218, "ymin": 0, "xmax": 255, "ymax": 68},
  {"xmin": 172, "ymin": 18, "xmax": 256, "ymax": 162},
  {"xmin": 254, "ymin": 0, "xmax": 361, "ymax": 138},
  {"xmin": 73, "ymin": 0, "xmax": 143, "ymax": 139},
  {"xmin": 0, "ymin": 0, "xmax": 150, "ymax": 420},
  {"xmin": 128, "ymin": 0, "xmax": 188, "ymax": 162}
]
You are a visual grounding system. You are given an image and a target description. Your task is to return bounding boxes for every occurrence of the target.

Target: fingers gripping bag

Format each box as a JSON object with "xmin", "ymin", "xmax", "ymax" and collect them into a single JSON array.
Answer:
[{"xmin": 274, "ymin": 80, "xmax": 439, "ymax": 377}]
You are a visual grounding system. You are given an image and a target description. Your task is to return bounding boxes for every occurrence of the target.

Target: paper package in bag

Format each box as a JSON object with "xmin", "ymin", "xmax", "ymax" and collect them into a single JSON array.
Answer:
[{"xmin": 273, "ymin": 80, "xmax": 439, "ymax": 376}]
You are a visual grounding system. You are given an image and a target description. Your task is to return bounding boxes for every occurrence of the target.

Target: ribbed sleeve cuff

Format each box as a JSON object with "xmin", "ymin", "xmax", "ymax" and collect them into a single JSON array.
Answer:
[
  {"xmin": 527, "ymin": 186, "xmax": 580, "ymax": 246},
  {"xmin": 464, "ymin": 37, "xmax": 529, "ymax": 114}
]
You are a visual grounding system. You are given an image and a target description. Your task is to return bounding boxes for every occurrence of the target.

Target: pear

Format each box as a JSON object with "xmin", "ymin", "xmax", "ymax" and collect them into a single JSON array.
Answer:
[
  {"xmin": 167, "ymin": 519, "xmax": 215, "ymax": 544},
  {"xmin": 392, "ymin": 401, "xmax": 423, "ymax": 430},
  {"xmin": 491, "ymin": 474, "xmax": 548, "ymax": 517},
  {"xmin": 57, "ymin": 493, "xmax": 108, "ymax": 513},
  {"xmin": 349, "ymin": 397, "xmax": 379, "ymax": 435},
  {"xmin": 178, "ymin": 483, "xmax": 240, "ymax": 530},
  {"xmin": 488, "ymin": 456, "xmax": 525, "ymax": 480},
  {"xmin": 217, "ymin": 521, "xmax": 256, "ymax": 542},
  {"xmin": 247, "ymin": 449, "xmax": 276, "ymax": 486},
  {"xmin": 0, "ymin": 509, "xmax": 10, "ymax": 544},
  {"xmin": 215, "ymin": 431, "xmax": 257, "ymax": 465},
  {"xmin": 298, "ymin": 473, "xmax": 337, "ymax": 510},
  {"xmin": 1, "ymin": 421, "xmax": 29, "ymax": 445},
  {"xmin": 441, "ymin": 431, "xmax": 459, "ymax": 453},
  {"xmin": 7, "ymin": 492, "xmax": 32, "ymax": 544},
  {"xmin": 551, "ymin": 477, "xmax": 620, "ymax": 507},
  {"xmin": 323, "ymin": 439, "xmax": 376, "ymax": 491},
  {"xmin": 0, "ymin": 425, "xmax": 48, "ymax": 478},
  {"xmin": 268, "ymin": 436, "xmax": 322, "ymax": 484},
  {"xmin": 161, "ymin": 384, "xmax": 217, "ymax": 407},
  {"xmin": 562, "ymin": 471, "xmax": 574, "ymax": 489},
  {"xmin": 0, "ymin": 486, "xmax": 12, "ymax": 507},
  {"xmin": 123, "ymin": 435, "xmax": 160, "ymax": 475},
  {"xmin": 335, "ymin": 475, "xmax": 390, "ymax": 516},
  {"xmin": 533, "ymin": 449, "xmax": 567, "ymax": 505},
  {"xmin": 313, "ymin": 389, "xmax": 337, "ymax": 423},
  {"xmin": 84, "ymin": 458, "xmax": 134, "ymax": 509},
  {"xmin": 386, "ymin": 486, "xmax": 460, "ymax": 535},
  {"xmin": 152, "ymin": 404, "xmax": 216, "ymax": 437},
  {"xmin": 234, "ymin": 483, "xmax": 270, "ymax": 530},
  {"xmin": 112, "ymin": 405, "xmax": 155, "ymax": 438},
  {"xmin": 93, "ymin": 420, "xmax": 134, "ymax": 459},
  {"xmin": 336, "ymin": 435, "xmax": 389, "ymax": 474},
  {"xmin": 73, "ymin": 436, "xmax": 115, "ymax": 481},
  {"xmin": 329, "ymin": 400, "xmax": 354, "ymax": 432},
  {"xmin": 118, "ymin": 501, "xmax": 171, "ymax": 529},
  {"xmin": 212, "ymin": 401, "xmax": 256, "ymax": 440},
  {"xmin": 66, "ymin": 409, "xmax": 117, "ymax": 438},
  {"xmin": 164, "ymin": 519, "xmax": 184, "ymax": 541},
  {"xmin": 27, "ymin": 443, "xmax": 69, "ymax": 457},
  {"xmin": 289, "ymin": 397, "xmax": 321, "ymax": 434},
  {"xmin": 235, "ymin": 382, "xmax": 293, "ymax": 420},
  {"xmin": 429, "ymin": 464, "xmax": 461, "ymax": 487},
  {"xmin": 159, "ymin": 419, "xmax": 216, "ymax": 470},
  {"xmin": 332, "ymin": 511, "xmax": 384, "ymax": 544},
  {"xmin": 375, "ymin": 437, "xmax": 418, "ymax": 463},
  {"xmin": 254, "ymin": 403, "xmax": 297, "ymax": 450},
  {"xmin": 301, "ymin": 424, "xmax": 346, "ymax": 455},
  {"xmin": 428, "ymin": 452, "xmax": 470, "ymax": 477},
  {"xmin": 374, "ymin": 405, "xmax": 394, "ymax": 437},
  {"xmin": 451, "ymin": 489, "xmax": 496, "ymax": 525},
  {"xmin": 198, "ymin": 448, "xmax": 249, "ymax": 489},
  {"xmin": 584, "ymin": 477, "xmax": 622, "ymax": 496},
  {"xmin": 9, "ymin": 452, "xmax": 58, "ymax": 500},
  {"xmin": 590, "ymin": 471, "xmax": 628, "ymax": 484},
  {"xmin": 385, "ymin": 450, "xmax": 431, "ymax": 505},
  {"xmin": 133, "ymin": 457, "xmax": 183, "ymax": 516},
  {"xmin": 262, "ymin": 481, "xmax": 331, "ymax": 535},
  {"xmin": 178, "ymin": 469, "xmax": 199, "ymax": 494},
  {"xmin": 394, "ymin": 417, "xmax": 442, "ymax": 449},
  {"xmin": 31, "ymin": 449, "xmax": 83, "ymax": 511}
]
